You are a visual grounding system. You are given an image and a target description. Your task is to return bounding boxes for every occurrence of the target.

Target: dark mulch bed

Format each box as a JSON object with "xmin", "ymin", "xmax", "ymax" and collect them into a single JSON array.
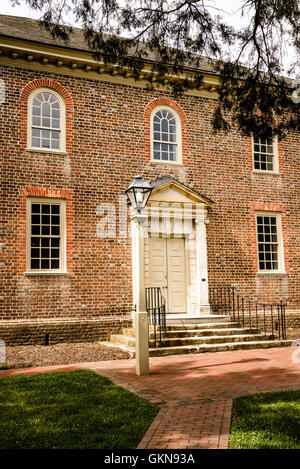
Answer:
[{"xmin": 5, "ymin": 342, "xmax": 130, "ymax": 369}]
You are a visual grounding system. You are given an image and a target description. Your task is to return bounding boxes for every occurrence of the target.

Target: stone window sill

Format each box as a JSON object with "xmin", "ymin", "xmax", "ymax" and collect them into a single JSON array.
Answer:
[
  {"xmin": 150, "ymin": 160, "xmax": 184, "ymax": 167},
  {"xmin": 24, "ymin": 271, "xmax": 69, "ymax": 276},
  {"xmin": 26, "ymin": 148, "xmax": 68, "ymax": 156},
  {"xmin": 256, "ymin": 271, "xmax": 286, "ymax": 276},
  {"xmin": 252, "ymin": 170, "xmax": 280, "ymax": 176}
]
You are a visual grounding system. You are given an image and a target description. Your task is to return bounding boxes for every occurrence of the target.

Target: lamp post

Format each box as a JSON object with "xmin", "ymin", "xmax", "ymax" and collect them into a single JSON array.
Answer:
[{"xmin": 125, "ymin": 175, "xmax": 153, "ymax": 376}]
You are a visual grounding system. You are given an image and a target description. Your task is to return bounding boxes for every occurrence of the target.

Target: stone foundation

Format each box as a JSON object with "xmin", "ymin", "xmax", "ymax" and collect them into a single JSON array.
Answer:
[{"xmin": 0, "ymin": 316, "xmax": 132, "ymax": 346}]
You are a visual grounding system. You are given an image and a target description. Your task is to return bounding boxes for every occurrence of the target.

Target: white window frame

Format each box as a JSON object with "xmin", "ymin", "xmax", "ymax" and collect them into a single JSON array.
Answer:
[
  {"xmin": 150, "ymin": 105, "xmax": 182, "ymax": 165},
  {"xmin": 252, "ymin": 134, "xmax": 279, "ymax": 174},
  {"xmin": 27, "ymin": 87, "xmax": 66, "ymax": 153},
  {"xmin": 26, "ymin": 197, "xmax": 67, "ymax": 274},
  {"xmin": 255, "ymin": 211, "xmax": 285, "ymax": 274}
]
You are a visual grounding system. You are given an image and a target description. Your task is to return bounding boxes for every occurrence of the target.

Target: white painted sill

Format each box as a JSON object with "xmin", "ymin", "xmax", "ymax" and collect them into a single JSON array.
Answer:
[
  {"xmin": 256, "ymin": 271, "xmax": 286, "ymax": 276},
  {"xmin": 26, "ymin": 148, "xmax": 68, "ymax": 156},
  {"xmin": 150, "ymin": 160, "xmax": 184, "ymax": 167},
  {"xmin": 24, "ymin": 271, "xmax": 69, "ymax": 276},
  {"xmin": 252, "ymin": 170, "xmax": 280, "ymax": 176}
]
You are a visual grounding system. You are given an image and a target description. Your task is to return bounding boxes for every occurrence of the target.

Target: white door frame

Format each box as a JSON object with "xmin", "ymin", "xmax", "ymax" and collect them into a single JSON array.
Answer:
[{"xmin": 132, "ymin": 206, "xmax": 210, "ymax": 317}]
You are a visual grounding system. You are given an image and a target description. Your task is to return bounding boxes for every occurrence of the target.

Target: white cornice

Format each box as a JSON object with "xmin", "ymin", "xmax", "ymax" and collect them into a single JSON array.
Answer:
[{"xmin": 0, "ymin": 36, "xmax": 220, "ymax": 98}]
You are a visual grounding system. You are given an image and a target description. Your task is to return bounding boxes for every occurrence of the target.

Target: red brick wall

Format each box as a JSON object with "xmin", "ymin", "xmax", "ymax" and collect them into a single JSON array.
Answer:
[{"xmin": 0, "ymin": 62, "xmax": 300, "ymax": 323}]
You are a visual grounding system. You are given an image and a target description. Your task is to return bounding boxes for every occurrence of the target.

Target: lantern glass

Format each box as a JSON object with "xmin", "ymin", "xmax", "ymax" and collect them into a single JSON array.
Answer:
[{"xmin": 125, "ymin": 176, "xmax": 153, "ymax": 212}]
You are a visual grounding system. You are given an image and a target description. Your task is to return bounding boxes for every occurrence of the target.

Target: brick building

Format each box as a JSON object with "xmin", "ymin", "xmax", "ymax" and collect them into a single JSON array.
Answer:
[{"xmin": 0, "ymin": 15, "xmax": 299, "ymax": 346}]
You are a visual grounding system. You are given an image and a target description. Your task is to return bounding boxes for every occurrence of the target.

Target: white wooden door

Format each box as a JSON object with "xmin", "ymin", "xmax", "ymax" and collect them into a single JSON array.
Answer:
[
  {"xmin": 166, "ymin": 238, "xmax": 186, "ymax": 313},
  {"xmin": 148, "ymin": 237, "xmax": 186, "ymax": 313}
]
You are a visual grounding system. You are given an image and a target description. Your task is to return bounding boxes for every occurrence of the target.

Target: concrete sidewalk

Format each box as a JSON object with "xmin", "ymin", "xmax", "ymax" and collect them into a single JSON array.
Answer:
[{"xmin": 1, "ymin": 346, "xmax": 300, "ymax": 449}]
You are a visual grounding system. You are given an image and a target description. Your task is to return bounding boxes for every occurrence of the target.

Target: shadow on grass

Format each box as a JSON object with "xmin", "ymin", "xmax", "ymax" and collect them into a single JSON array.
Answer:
[
  {"xmin": 230, "ymin": 390, "xmax": 300, "ymax": 449},
  {"xmin": 0, "ymin": 369, "xmax": 158, "ymax": 449}
]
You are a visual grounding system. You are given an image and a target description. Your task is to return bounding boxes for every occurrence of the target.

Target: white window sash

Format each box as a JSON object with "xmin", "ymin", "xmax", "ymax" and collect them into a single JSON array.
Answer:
[
  {"xmin": 150, "ymin": 105, "xmax": 182, "ymax": 164},
  {"xmin": 26, "ymin": 197, "xmax": 67, "ymax": 274},
  {"xmin": 252, "ymin": 135, "xmax": 279, "ymax": 174},
  {"xmin": 27, "ymin": 88, "xmax": 66, "ymax": 153},
  {"xmin": 255, "ymin": 211, "xmax": 285, "ymax": 274}
]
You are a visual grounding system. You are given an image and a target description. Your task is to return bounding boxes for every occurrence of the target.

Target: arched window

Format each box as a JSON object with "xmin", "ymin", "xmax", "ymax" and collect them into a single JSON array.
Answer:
[
  {"xmin": 151, "ymin": 107, "xmax": 181, "ymax": 163},
  {"xmin": 28, "ymin": 88, "xmax": 66, "ymax": 151}
]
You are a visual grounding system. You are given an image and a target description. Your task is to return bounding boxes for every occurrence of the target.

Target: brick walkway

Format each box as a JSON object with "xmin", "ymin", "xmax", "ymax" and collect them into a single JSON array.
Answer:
[{"xmin": 1, "ymin": 346, "xmax": 300, "ymax": 449}]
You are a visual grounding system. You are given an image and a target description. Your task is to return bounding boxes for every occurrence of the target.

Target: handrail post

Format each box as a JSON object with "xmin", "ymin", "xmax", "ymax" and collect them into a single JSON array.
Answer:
[
  {"xmin": 249, "ymin": 301, "xmax": 251, "ymax": 331},
  {"xmin": 232, "ymin": 287, "xmax": 235, "ymax": 321},
  {"xmin": 242, "ymin": 298, "xmax": 245, "ymax": 328},
  {"xmin": 271, "ymin": 305, "xmax": 274, "ymax": 339}
]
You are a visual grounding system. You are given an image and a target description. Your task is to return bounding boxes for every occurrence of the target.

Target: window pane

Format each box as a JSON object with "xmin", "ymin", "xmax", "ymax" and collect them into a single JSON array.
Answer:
[
  {"xmin": 51, "ymin": 131, "xmax": 60, "ymax": 140},
  {"xmin": 31, "ymin": 214, "xmax": 40, "ymax": 224},
  {"xmin": 42, "ymin": 215, "xmax": 50, "ymax": 225},
  {"xmin": 42, "ymin": 225, "xmax": 50, "ymax": 235},
  {"xmin": 31, "ymin": 259, "xmax": 40, "ymax": 269},
  {"xmin": 51, "ymin": 249, "xmax": 60, "ymax": 258},
  {"xmin": 32, "ymin": 137, "xmax": 40, "ymax": 147},
  {"xmin": 41, "ymin": 259, "xmax": 49, "ymax": 269},
  {"xmin": 51, "ymin": 215, "xmax": 60, "ymax": 225},
  {"xmin": 31, "ymin": 248, "xmax": 40, "ymax": 258},
  {"xmin": 42, "ymin": 102, "xmax": 51, "ymax": 117},
  {"xmin": 51, "ymin": 139, "xmax": 59, "ymax": 150},
  {"xmin": 41, "ymin": 248, "xmax": 50, "ymax": 258},
  {"xmin": 32, "ymin": 106, "xmax": 41, "ymax": 116},
  {"xmin": 51, "ymin": 238, "xmax": 60, "ymax": 247},
  {"xmin": 42, "ymin": 205, "xmax": 50, "ymax": 214},
  {"xmin": 42, "ymin": 118, "xmax": 51, "ymax": 127},
  {"xmin": 52, "ymin": 109, "xmax": 60, "ymax": 119},
  {"xmin": 33, "ymin": 96, "xmax": 42, "ymax": 105},
  {"xmin": 32, "ymin": 225, "xmax": 40, "ymax": 235},
  {"xmin": 161, "ymin": 119, "xmax": 168, "ymax": 132},
  {"xmin": 51, "ymin": 225, "xmax": 60, "ymax": 236},
  {"xmin": 31, "ymin": 238, "xmax": 40, "ymax": 247},
  {"xmin": 51, "ymin": 259, "xmax": 59, "ymax": 269},
  {"xmin": 51, "ymin": 205, "xmax": 60, "ymax": 214}
]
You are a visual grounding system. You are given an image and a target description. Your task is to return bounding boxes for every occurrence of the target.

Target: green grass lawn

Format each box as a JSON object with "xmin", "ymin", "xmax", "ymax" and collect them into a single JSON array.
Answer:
[
  {"xmin": 230, "ymin": 390, "xmax": 300, "ymax": 449},
  {"xmin": 0, "ymin": 370, "xmax": 158, "ymax": 449}
]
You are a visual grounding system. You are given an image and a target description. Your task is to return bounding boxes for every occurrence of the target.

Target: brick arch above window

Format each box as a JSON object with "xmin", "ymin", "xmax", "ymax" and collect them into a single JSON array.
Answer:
[
  {"xmin": 19, "ymin": 79, "xmax": 73, "ymax": 154},
  {"xmin": 144, "ymin": 97, "xmax": 188, "ymax": 164}
]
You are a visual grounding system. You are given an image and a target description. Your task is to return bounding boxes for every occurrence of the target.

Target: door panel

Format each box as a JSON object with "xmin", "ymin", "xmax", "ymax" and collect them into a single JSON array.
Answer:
[
  {"xmin": 148, "ymin": 237, "xmax": 186, "ymax": 314},
  {"xmin": 167, "ymin": 238, "xmax": 186, "ymax": 313},
  {"xmin": 148, "ymin": 238, "xmax": 167, "ymax": 287}
]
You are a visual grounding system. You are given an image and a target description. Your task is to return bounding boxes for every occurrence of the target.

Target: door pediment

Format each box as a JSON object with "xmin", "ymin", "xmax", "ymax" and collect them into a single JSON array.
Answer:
[{"xmin": 148, "ymin": 177, "xmax": 213, "ymax": 206}]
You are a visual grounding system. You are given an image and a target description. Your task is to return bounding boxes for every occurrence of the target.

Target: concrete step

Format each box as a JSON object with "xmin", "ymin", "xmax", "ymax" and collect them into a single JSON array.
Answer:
[
  {"xmin": 162, "ymin": 322, "xmax": 240, "ymax": 331},
  {"xmin": 148, "ymin": 340, "xmax": 294, "ymax": 357},
  {"xmin": 166, "ymin": 315, "xmax": 230, "ymax": 325},
  {"xmin": 154, "ymin": 328, "xmax": 260, "ymax": 338},
  {"xmin": 109, "ymin": 332, "xmax": 274, "ymax": 348},
  {"xmin": 101, "ymin": 339, "xmax": 293, "ymax": 358},
  {"xmin": 122, "ymin": 322, "xmax": 240, "ymax": 337}
]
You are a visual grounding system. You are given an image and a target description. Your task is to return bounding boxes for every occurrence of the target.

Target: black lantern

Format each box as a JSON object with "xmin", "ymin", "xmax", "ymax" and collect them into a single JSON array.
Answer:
[{"xmin": 125, "ymin": 175, "xmax": 153, "ymax": 212}]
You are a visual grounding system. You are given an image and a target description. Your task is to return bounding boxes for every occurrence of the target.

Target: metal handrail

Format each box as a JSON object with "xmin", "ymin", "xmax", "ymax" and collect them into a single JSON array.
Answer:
[
  {"xmin": 209, "ymin": 286, "xmax": 287, "ymax": 340},
  {"xmin": 145, "ymin": 287, "xmax": 167, "ymax": 347}
]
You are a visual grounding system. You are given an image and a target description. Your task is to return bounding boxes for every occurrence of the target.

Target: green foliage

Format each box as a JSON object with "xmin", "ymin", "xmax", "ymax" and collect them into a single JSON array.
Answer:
[
  {"xmin": 11, "ymin": 0, "xmax": 300, "ymax": 137},
  {"xmin": 0, "ymin": 370, "xmax": 158, "ymax": 449},
  {"xmin": 230, "ymin": 390, "xmax": 300, "ymax": 449}
]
